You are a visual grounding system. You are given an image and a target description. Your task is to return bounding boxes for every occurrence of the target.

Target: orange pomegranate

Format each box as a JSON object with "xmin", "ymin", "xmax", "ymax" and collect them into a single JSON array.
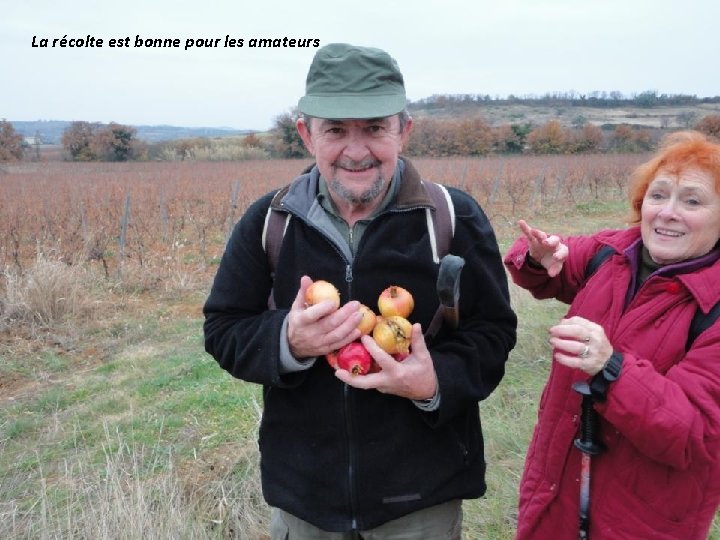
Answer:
[
  {"xmin": 372, "ymin": 315, "xmax": 412, "ymax": 355},
  {"xmin": 377, "ymin": 285, "xmax": 414, "ymax": 318},
  {"xmin": 356, "ymin": 304, "xmax": 377, "ymax": 336},
  {"xmin": 305, "ymin": 280, "xmax": 341, "ymax": 310}
]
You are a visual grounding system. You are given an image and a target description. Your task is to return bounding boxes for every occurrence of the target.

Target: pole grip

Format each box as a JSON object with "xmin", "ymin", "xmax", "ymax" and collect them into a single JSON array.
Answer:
[{"xmin": 573, "ymin": 382, "xmax": 605, "ymax": 456}]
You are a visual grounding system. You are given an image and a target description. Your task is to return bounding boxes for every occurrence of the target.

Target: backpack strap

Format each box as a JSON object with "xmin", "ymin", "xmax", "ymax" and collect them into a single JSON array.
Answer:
[
  {"xmin": 687, "ymin": 300, "xmax": 720, "ymax": 351},
  {"xmin": 262, "ymin": 206, "xmax": 290, "ymax": 280},
  {"xmin": 584, "ymin": 245, "xmax": 616, "ymax": 280},
  {"xmin": 262, "ymin": 186, "xmax": 292, "ymax": 309},
  {"xmin": 423, "ymin": 181, "xmax": 455, "ymax": 262},
  {"xmin": 423, "ymin": 181, "xmax": 456, "ymax": 340}
]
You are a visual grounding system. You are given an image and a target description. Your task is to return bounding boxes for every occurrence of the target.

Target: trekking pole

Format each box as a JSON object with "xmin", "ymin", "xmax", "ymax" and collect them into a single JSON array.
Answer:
[{"xmin": 572, "ymin": 381, "xmax": 605, "ymax": 540}]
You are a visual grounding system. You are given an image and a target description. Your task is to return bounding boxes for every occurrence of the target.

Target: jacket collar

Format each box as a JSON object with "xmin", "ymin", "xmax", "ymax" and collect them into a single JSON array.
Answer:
[
  {"xmin": 597, "ymin": 227, "xmax": 720, "ymax": 312},
  {"xmin": 394, "ymin": 158, "xmax": 436, "ymax": 209}
]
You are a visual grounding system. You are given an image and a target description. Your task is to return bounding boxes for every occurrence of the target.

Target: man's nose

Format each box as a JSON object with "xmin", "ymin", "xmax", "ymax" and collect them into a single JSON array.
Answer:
[{"xmin": 342, "ymin": 131, "xmax": 370, "ymax": 160}]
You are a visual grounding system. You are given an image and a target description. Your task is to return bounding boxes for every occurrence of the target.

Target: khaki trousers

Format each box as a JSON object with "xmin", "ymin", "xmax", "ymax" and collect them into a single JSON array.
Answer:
[{"xmin": 270, "ymin": 499, "xmax": 463, "ymax": 540}]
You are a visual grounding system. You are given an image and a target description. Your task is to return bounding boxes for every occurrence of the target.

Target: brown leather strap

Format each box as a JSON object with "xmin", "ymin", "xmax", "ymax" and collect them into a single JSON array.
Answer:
[
  {"xmin": 423, "ymin": 181, "xmax": 453, "ymax": 260},
  {"xmin": 264, "ymin": 208, "xmax": 287, "ymax": 279},
  {"xmin": 263, "ymin": 206, "xmax": 289, "ymax": 310}
]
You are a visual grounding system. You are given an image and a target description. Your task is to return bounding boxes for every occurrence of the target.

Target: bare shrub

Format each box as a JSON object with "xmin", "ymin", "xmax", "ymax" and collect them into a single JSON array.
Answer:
[
  {"xmin": 1, "ymin": 252, "xmax": 91, "ymax": 327},
  {"xmin": 183, "ymin": 141, "xmax": 269, "ymax": 161}
]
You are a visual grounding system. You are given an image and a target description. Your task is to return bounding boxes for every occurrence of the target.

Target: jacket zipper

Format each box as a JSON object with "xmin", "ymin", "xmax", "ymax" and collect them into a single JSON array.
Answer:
[
  {"xmin": 306, "ymin": 215, "xmax": 357, "ymax": 527},
  {"xmin": 284, "ymin": 206, "xmax": 369, "ymax": 529},
  {"xmin": 344, "ymin": 383, "xmax": 359, "ymax": 529},
  {"xmin": 345, "ymin": 264, "xmax": 353, "ymax": 297},
  {"xmin": 344, "ymin": 261, "xmax": 357, "ymax": 528}
]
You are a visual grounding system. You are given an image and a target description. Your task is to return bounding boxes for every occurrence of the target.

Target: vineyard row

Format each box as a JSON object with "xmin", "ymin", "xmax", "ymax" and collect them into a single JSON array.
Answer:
[{"xmin": 0, "ymin": 155, "xmax": 645, "ymax": 282}]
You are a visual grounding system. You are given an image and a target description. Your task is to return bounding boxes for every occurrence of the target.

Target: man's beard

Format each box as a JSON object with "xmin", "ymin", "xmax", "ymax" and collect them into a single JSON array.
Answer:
[
  {"xmin": 329, "ymin": 158, "xmax": 386, "ymax": 206},
  {"xmin": 329, "ymin": 175, "xmax": 385, "ymax": 206}
]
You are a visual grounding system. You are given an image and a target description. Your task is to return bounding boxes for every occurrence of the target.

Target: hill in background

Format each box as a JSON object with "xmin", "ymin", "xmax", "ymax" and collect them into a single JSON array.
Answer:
[
  {"xmin": 408, "ymin": 93, "xmax": 720, "ymax": 131},
  {"xmin": 10, "ymin": 120, "xmax": 253, "ymax": 145}
]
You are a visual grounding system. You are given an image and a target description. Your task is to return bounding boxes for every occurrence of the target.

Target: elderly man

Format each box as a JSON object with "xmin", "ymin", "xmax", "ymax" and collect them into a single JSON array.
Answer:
[{"xmin": 203, "ymin": 43, "xmax": 516, "ymax": 539}]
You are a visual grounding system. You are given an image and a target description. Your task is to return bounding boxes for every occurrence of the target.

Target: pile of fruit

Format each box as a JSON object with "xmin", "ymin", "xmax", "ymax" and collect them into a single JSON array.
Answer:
[{"xmin": 305, "ymin": 281, "xmax": 415, "ymax": 376}]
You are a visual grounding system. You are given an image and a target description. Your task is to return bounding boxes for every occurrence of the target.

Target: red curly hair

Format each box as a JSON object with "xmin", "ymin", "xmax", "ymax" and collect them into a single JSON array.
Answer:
[{"xmin": 628, "ymin": 131, "xmax": 720, "ymax": 224}]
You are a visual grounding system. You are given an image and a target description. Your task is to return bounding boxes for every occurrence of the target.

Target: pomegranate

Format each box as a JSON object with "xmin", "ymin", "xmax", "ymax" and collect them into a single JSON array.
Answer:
[
  {"xmin": 325, "ymin": 349, "xmax": 340, "ymax": 370},
  {"xmin": 377, "ymin": 285, "xmax": 414, "ymax": 318},
  {"xmin": 335, "ymin": 342, "xmax": 373, "ymax": 376},
  {"xmin": 356, "ymin": 304, "xmax": 377, "ymax": 336},
  {"xmin": 373, "ymin": 315, "xmax": 412, "ymax": 355},
  {"xmin": 305, "ymin": 280, "xmax": 341, "ymax": 310}
]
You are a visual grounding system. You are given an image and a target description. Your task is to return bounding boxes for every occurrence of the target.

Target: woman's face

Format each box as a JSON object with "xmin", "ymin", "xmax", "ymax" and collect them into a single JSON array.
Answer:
[{"xmin": 641, "ymin": 167, "xmax": 720, "ymax": 265}]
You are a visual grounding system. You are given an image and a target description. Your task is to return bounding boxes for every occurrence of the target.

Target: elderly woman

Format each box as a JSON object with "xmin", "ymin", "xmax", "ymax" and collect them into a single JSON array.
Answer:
[{"xmin": 504, "ymin": 131, "xmax": 720, "ymax": 539}]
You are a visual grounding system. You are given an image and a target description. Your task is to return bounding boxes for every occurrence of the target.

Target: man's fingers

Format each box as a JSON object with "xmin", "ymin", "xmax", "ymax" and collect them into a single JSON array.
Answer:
[
  {"xmin": 409, "ymin": 324, "xmax": 427, "ymax": 356},
  {"xmin": 292, "ymin": 275, "xmax": 314, "ymax": 311},
  {"xmin": 310, "ymin": 301, "xmax": 362, "ymax": 347},
  {"xmin": 360, "ymin": 335, "xmax": 396, "ymax": 369}
]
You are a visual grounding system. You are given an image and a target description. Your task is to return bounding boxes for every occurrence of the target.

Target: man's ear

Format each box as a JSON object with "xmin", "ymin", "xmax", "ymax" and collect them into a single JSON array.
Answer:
[
  {"xmin": 399, "ymin": 116, "xmax": 413, "ymax": 150},
  {"xmin": 296, "ymin": 117, "xmax": 315, "ymax": 155}
]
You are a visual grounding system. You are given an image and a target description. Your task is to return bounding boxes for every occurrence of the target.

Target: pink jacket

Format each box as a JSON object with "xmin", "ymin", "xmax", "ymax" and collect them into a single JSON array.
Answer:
[{"xmin": 504, "ymin": 227, "xmax": 720, "ymax": 539}]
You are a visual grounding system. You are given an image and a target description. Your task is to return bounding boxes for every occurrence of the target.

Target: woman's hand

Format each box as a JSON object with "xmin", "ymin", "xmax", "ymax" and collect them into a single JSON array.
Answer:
[
  {"xmin": 549, "ymin": 316, "xmax": 614, "ymax": 375},
  {"xmin": 518, "ymin": 219, "xmax": 569, "ymax": 277}
]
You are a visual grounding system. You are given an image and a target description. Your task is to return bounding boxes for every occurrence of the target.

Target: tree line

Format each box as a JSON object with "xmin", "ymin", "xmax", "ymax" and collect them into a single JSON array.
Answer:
[
  {"xmin": 409, "ymin": 91, "xmax": 720, "ymax": 111},
  {"xmin": 268, "ymin": 111, "xmax": 720, "ymax": 159},
  {"xmin": 2, "ymin": 113, "xmax": 720, "ymax": 163}
]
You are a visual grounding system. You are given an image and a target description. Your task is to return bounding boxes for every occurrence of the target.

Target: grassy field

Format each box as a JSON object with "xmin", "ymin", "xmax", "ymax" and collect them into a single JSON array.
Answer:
[
  {"xmin": 1, "ymin": 158, "xmax": 718, "ymax": 538},
  {"xmin": 0, "ymin": 272, "xmax": 567, "ymax": 539}
]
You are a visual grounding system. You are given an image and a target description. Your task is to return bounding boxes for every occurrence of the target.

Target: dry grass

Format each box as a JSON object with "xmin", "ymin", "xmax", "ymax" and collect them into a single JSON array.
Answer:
[
  {"xmin": 1, "ymin": 421, "xmax": 267, "ymax": 539},
  {"xmin": 1, "ymin": 251, "xmax": 94, "ymax": 328}
]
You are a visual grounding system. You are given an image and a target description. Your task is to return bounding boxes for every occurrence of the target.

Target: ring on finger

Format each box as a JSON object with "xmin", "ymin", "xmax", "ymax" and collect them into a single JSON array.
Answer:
[{"xmin": 579, "ymin": 344, "xmax": 590, "ymax": 359}]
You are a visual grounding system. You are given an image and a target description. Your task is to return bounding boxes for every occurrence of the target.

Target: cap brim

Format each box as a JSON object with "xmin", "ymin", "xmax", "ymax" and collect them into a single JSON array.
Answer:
[{"xmin": 298, "ymin": 94, "xmax": 407, "ymax": 119}]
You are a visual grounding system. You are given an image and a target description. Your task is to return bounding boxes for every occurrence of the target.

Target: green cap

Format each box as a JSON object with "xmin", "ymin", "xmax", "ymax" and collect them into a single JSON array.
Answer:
[{"xmin": 298, "ymin": 43, "xmax": 407, "ymax": 119}]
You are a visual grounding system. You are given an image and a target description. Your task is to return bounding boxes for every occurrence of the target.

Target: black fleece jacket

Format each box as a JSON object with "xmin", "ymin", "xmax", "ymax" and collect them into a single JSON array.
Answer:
[{"xmin": 203, "ymin": 158, "xmax": 517, "ymax": 532}]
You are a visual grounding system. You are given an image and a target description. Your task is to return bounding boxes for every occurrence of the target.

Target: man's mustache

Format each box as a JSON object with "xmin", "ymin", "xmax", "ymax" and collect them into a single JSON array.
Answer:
[{"xmin": 332, "ymin": 158, "xmax": 380, "ymax": 170}]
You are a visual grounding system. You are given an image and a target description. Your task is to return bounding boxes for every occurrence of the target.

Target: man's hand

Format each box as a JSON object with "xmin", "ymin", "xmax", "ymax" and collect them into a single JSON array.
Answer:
[
  {"xmin": 287, "ymin": 276, "xmax": 362, "ymax": 358},
  {"xmin": 335, "ymin": 323, "xmax": 438, "ymax": 401}
]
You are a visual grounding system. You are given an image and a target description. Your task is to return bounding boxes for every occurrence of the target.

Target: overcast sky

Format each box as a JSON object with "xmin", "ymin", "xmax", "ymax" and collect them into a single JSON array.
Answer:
[{"xmin": 3, "ymin": 0, "xmax": 718, "ymax": 131}]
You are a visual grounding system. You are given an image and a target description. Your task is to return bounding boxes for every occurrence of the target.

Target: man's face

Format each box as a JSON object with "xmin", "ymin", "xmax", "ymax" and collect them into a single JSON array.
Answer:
[{"xmin": 297, "ymin": 115, "xmax": 412, "ymax": 208}]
